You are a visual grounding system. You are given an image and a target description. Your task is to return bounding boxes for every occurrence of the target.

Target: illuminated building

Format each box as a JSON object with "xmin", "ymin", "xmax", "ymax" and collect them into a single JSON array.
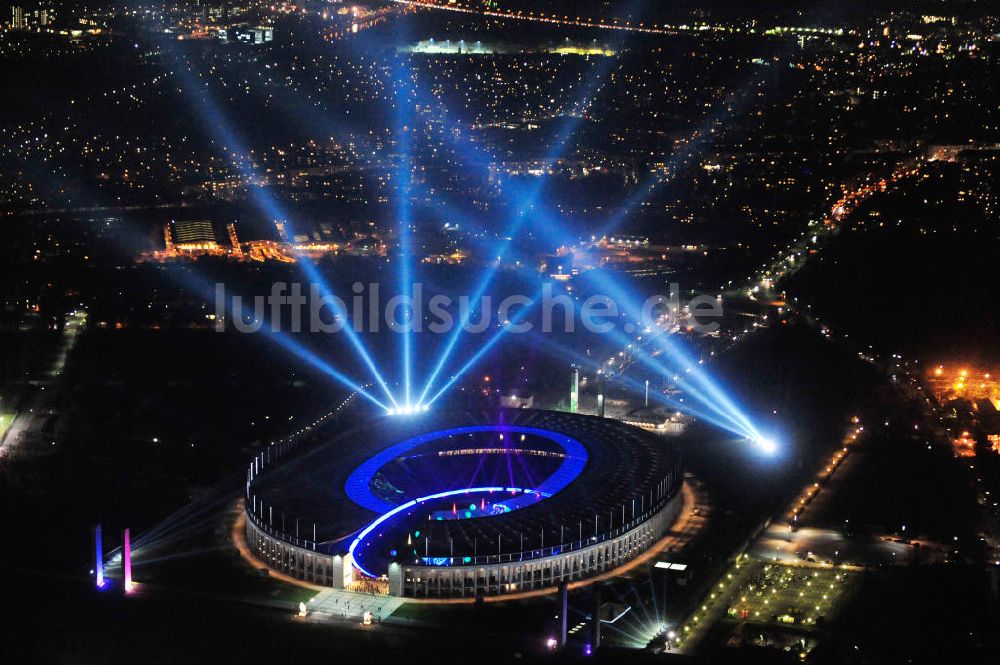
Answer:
[
  {"xmin": 244, "ymin": 411, "xmax": 684, "ymax": 597},
  {"xmin": 172, "ymin": 219, "xmax": 217, "ymax": 245},
  {"xmin": 273, "ymin": 220, "xmax": 289, "ymax": 242},
  {"xmin": 621, "ymin": 408, "xmax": 690, "ymax": 435},
  {"xmin": 399, "ymin": 39, "xmax": 615, "ymax": 56},
  {"xmin": 159, "ymin": 219, "xmax": 222, "ymax": 257},
  {"xmin": 162, "ymin": 224, "xmax": 174, "ymax": 255},
  {"xmin": 926, "ymin": 365, "xmax": 1000, "ymax": 457},
  {"xmin": 226, "ymin": 222, "xmax": 244, "ymax": 258},
  {"xmin": 10, "ymin": 6, "xmax": 26, "ymax": 30},
  {"xmin": 218, "ymin": 25, "xmax": 273, "ymax": 45}
]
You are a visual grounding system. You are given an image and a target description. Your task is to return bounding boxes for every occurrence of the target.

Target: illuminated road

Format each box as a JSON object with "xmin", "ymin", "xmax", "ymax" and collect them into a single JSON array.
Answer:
[
  {"xmin": 575, "ymin": 166, "xmax": 927, "ymax": 433},
  {"xmin": 392, "ymin": 0, "xmax": 687, "ymax": 36},
  {"xmin": 391, "ymin": 1, "xmax": 848, "ymax": 38},
  {"xmin": 744, "ymin": 161, "xmax": 923, "ymax": 299},
  {"xmin": 0, "ymin": 310, "xmax": 86, "ymax": 461}
]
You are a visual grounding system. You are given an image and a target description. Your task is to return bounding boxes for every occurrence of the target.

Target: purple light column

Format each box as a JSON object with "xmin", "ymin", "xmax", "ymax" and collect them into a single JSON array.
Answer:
[
  {"xmin": 123, "ymin": 527, "xmax": 133, "ymax": 593},
  {"xmin": 94, "ymin": 524, "xmax": 104, "ymax": 589}
]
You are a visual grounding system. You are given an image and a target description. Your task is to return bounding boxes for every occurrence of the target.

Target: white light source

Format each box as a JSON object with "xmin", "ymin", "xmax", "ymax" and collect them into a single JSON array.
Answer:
[
  {"xmin": 387, "ymin": 404, "xmax": 429, "ymax": 417},
  {"xmin": 754, "ymin": 435, "xmax": 778, "ymax": 455}
]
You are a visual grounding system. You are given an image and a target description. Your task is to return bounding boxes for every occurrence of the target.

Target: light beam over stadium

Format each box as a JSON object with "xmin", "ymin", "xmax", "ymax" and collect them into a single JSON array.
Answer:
[
  {"xmin": 391, "ymin": 53, "xmax": 416, "ymax": 409},
  {"xmin": 163, "ymin": 43, "xmax": 397, "ymax": 408},
  {"xmin": 384, "ymin": 20, "xmax": 627, "ymax": 404},
  {"xmin": 522, "ymin": 329, "xmax": 759, "ymax": 439},
  {"xmin": 423, "ymin": 293, "xmax": 539, "ymax": 408},
  {"xmin": 177, "ymin": 268, "xmax": 390, "ymax": 411}
]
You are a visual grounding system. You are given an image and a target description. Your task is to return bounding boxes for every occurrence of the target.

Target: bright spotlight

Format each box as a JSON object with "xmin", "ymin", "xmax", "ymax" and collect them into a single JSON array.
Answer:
[
  {"xmin": 753, "ymin": 435, "xmax": 779, "ymax": 455},
  {"xmin": 387, "ymin": 404, "xmax": 428, "ymax": 417}
]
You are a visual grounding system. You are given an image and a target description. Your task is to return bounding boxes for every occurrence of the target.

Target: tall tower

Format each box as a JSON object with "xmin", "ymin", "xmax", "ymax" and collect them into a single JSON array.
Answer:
[
  {"xmin": 122, "ymin": 527, "xmax": 133, "ymax": 593},
  {"xmin": 93, "ymin": 524, "xmax": 105, "ymax": 589},
  {"xmin": 163, "ymin": 222, "xmax": 174, "ymax": 255},
  {"xmin": 570, "ymin": 365, "xmax": 579, "ymax": 413},
  {"xmin": 596, "ymin": 370, "xmax": 606, "ymax": 418},
  {"xmin": 227, "ymin": 222, "xmax": 243, "ymax": 258}
]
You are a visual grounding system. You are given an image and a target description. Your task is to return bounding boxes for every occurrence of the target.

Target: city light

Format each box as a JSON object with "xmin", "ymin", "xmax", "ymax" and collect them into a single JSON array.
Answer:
[
  {"xmin": 132, "ymin": 14, "xmax": 778, "ymax": 438},
  {"xmin": 5, "ymin": 0, "xmax": 999, "ymax": 659}
]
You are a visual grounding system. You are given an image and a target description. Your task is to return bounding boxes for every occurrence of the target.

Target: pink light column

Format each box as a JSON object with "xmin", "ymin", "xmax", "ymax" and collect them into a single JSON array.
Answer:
[{"xmin": 123, "ymin": 527, "xmax": 133, "ymax": 593}]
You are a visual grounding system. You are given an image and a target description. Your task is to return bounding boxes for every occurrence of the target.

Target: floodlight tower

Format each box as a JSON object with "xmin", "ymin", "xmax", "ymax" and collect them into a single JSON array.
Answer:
[
  {"xmin": 226, "ymin": 222, "xmax": 244, "ymax": 258},
  {"xmin": 596, "ymin": 370, "xmax": 606, "ymax": 418},
  {"xmin": 570, "ymin": 365, "xmax": 580, "ymax": 413}
]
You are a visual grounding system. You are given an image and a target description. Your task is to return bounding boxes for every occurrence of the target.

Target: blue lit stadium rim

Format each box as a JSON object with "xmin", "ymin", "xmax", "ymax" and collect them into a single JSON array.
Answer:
[
  {"xmin": 343, "ymin": 425, "xmax": 589, "ymax": 514},
  {"xmin": 343, "ymin": 425, "xmax": 589, "ymax": 577},
  {"xmin": 348, "ymin": 486, "xmax": 537, "ymax": 579}
]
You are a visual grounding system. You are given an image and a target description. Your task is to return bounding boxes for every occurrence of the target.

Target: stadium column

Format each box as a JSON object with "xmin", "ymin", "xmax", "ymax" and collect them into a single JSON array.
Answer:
[
  {"xmin": 388, "ymin": 561, "xmax": 403, "ymax": 596},
  {"xmin": 332, "ymin": 554, "xmax": 347, "ymax": 590}
]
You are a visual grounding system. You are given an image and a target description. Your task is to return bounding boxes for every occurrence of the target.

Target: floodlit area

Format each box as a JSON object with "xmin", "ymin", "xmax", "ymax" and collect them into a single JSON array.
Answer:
[
  {"xmin": 672, "ymin": 555, "xmax": 859, "ymax": 655},
  {"xmin": 725, "ymin": 561, "xmax": 858, "ymax": 628}
]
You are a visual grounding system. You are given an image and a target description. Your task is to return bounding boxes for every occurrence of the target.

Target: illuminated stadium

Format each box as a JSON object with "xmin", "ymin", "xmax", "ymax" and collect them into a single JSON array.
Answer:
[{"xmin": 243, "ymin": 409, "xmax": 684, "ymax": 598}]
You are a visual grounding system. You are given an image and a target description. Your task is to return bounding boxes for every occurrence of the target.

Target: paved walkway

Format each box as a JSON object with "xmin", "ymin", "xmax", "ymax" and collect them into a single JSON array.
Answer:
[{"xmin": 305, "ymin": 589, "xmax": 404, "ymax": 622}]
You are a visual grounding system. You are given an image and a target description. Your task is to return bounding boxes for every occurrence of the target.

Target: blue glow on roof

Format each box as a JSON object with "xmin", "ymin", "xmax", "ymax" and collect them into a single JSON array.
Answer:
[
  {"xmin": 349, "ymin": 485, "xmax": 528, "ymax": 578},
  {"xmin": 343, "ymin": 425, "xmax": 588, "ymax": 514}
]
